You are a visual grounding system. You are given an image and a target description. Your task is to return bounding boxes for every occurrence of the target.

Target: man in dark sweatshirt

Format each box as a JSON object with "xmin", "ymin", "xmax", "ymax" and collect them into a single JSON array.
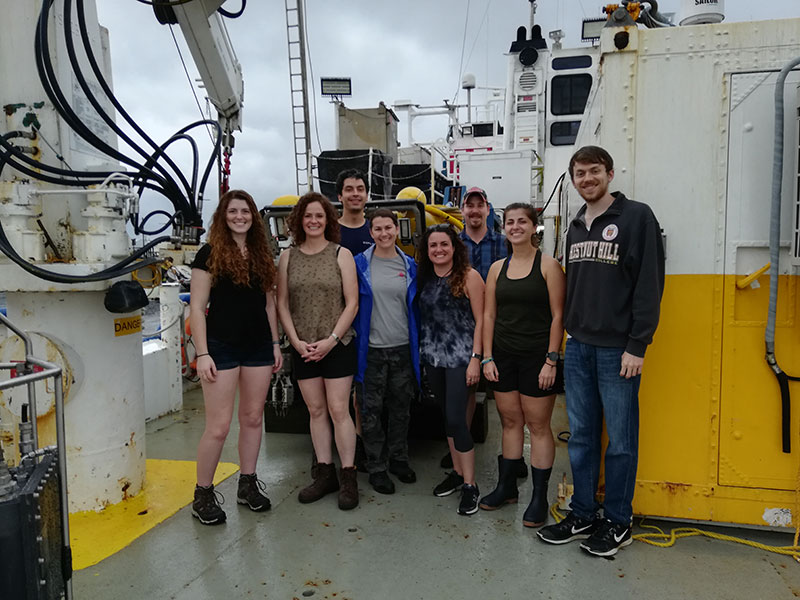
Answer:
[{"xmin": 537, "ymin": 146, "xmax": 665, "ymax": 557}]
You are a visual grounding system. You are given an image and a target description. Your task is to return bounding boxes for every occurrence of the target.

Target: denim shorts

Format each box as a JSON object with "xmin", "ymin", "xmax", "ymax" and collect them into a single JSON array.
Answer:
[{"xmin": 207, "ymin": 337, "xmax": 275, "ymax": 371}]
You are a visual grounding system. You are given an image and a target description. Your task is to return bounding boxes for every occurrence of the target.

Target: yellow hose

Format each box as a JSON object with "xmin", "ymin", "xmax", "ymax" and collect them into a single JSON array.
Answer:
[
  {"xmin": 548, "ymin": 503, "xmax": 800, "ymax": 559},
  {"xmin": 424, "ymin": 205, "xmax": 463, "ymax": 231}
]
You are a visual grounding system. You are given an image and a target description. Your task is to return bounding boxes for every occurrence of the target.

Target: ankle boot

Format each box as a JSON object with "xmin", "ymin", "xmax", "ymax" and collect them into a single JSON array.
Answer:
[
  {"xmin": 338, "ymin": 466, "xmax": 359, "ymax": 510},
  {"xmin": 479, "ymin": 455, "xmax": 520, "ymax": 510},
  {"xmin": 298, "ymin": 462, "xmax": 339, "ymax": 504},
  {"xmin": 522, "ymin": 466, "xmax": 552, "ymax": 527}
]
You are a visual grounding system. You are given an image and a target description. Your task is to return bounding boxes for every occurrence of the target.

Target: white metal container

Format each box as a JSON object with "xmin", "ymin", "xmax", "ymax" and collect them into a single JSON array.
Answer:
[{"xmin": 679, "ymin": 0, "xmax": 725, "ymax": 26}]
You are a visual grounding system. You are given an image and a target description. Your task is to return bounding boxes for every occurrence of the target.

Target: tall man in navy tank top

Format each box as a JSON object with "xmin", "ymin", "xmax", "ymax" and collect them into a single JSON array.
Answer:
[
  {"xmin": 537, "ymin": 146, "xmax": 665, "ymax": 557},
  {"xmin": 337, "ymin": 169, "xmax": 374, "ymax": 255},
  {"xmin": 336, "ymin": 168, "xmax": 374, "ymax": 469}
]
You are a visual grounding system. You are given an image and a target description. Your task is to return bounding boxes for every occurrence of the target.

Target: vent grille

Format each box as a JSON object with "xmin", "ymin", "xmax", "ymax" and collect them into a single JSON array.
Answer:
[
  {"xmin": 517, "ymin": 102, "xmax": 537, "ymax": 113},
  {"xmin": 519, "ymin": 71, "xmax": 538, "ymax": 91}
]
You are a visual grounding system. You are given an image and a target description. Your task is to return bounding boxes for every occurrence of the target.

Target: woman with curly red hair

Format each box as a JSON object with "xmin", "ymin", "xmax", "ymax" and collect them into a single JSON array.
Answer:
[
  {"xmin": 417, "ymin": 224, "xmax": 485, "ymax": 516},
  {"xmin": 189, "ymin": 189, "xmax": 283, "ymax": 525},
  {"xmin": 277, "ymin": 192, "xmax": 360, "ymax": 510}
]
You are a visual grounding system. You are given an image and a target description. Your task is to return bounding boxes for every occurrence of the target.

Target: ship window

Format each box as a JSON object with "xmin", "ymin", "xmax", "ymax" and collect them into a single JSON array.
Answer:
[
  {"xmin": 551, "ymin": 55, "xmax": 593, "ymax": 70},
  {"xmin": 473, "ymin": 123, "xmax": 495, "ymax": 137},
  {"xmin": 550, "ymin": 121, "xmax": 581, "ymax": 146},
  {"xmin": 551, "ymin": 74, "xmax": 592, "ymax": 116}
]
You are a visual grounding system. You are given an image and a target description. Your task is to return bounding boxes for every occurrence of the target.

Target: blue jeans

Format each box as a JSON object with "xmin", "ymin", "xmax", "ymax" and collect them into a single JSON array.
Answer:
[{"xmin": 564, "ymin": 338, "xmax": 640, "ymax": 524}]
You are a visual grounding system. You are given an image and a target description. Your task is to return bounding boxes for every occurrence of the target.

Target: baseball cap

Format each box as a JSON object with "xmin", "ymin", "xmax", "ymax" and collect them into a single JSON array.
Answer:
[{"xmin": 463, "ymin": 186, "xmax": 488, "ymax": 204}]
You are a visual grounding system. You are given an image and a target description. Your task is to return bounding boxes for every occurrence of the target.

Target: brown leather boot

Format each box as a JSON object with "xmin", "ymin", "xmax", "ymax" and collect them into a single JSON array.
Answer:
[
  {"xmin": 298, "ymin": 462, "xmax": 339, "ymax": 504},
  {"xmin": 338, "ymin": 466, "xmax": 359, "ymax": 510}
]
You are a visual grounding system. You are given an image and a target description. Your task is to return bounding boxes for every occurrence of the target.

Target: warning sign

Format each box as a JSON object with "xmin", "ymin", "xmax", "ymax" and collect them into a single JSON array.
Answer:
[{"xmin": 114, "ymin": 316, "xmax": 142, "ymax": 337}]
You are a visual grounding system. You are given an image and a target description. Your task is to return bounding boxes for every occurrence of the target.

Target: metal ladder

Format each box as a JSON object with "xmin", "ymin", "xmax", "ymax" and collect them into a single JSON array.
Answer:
[{"xmin": 284, "ymin": 0, "xmax": 313, "ymax": 194}]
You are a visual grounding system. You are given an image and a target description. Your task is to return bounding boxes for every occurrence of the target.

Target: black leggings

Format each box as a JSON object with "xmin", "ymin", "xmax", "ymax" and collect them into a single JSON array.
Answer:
[{"xmin": 425, "ymin": 364, "xmax": 474, "ymax": 453}]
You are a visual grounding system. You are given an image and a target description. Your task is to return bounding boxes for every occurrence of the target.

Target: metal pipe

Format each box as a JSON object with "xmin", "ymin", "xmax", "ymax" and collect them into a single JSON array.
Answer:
[
  {"xmin": 54, "ymin": 370, "xmax": 72, "ymax": 600},
  {"xmin": 0, "ymin": 312, "xmax": 39, "ymax": 450},
  {"xmin": 0, "ymin": 366, "xmax": 61, "ymax": 391},
  {"xmin": 766, "ymin": 55, "xmax": 800, "ymax": 352}
]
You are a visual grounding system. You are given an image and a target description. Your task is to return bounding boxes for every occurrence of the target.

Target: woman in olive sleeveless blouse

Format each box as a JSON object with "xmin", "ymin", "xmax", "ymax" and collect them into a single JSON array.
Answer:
[
  {"xmin": 277, "ymin": 193, "xmax": 360, "ymax": 510},
  {"xmin": 481, "ymin": 203, "xmax": 565, "ymax": 528}
]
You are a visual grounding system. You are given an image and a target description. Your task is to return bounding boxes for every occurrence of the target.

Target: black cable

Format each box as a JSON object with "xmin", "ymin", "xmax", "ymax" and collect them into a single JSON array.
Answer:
[
  {"xmin": 35, "ymin": 1, "xmax": 177, "ymax": 199},
  {"xmin": 137, "ymin": 210, "xmax": 177, "ymax": 236},
  {"xmin": 135, "ymin": 0, "xmax": 196, "ymax": 6},
  {"xmin": 0, "ymin": 223, "xmax": 168, "ymax": 283},
  {"xmin": 217, "ymin": 0, "xmax": 246, "ymax": 19},
  {"xmin": 75, "ymin": 0, "xmax": 194, "ymax": 201},
  {"xmin": 539, "ymin": 172, "xmax": 566, "ymax": 215}
]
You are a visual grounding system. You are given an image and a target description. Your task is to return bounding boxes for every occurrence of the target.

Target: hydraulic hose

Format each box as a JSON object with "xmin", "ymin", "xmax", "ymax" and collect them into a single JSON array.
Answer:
[
  {"xmin": 765, "ymin": 55, "xmax": 800, "ymax": 453},
  {"xmin": 74, "ymin": 0, "xmax": 194, "ymax": 201}
]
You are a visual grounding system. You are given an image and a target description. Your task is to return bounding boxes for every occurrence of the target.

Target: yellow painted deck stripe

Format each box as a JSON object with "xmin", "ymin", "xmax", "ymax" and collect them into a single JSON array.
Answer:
[{"xmin": 69, "ymin": 459, "xmax": 239, "ymax": 570}]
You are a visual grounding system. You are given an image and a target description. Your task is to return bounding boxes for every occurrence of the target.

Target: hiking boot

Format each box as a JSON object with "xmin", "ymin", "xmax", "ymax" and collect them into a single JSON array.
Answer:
[
  {"xmin": 479, "ymin": 456, "xmax": 520, "ymax": 510},
  {"xmin": 522, "ymin": 466, "xmax": 552, "ymax": 527},
  {"xmin": 580, "ymin": 519, "xmax": 633, "ymax": 557},
  {"xmin": 192, "ymin": 484, "xmax": 226, "ymax": 525},
  {"xmin": 440, "ymin": 452, "xmax": 453, "ymax": 469},
  {"xmin": 368, "ymin": 470, "xmax": 395, "ymax": 495},
  {"xmin": 457, "ymin": 483, "xmax": 480, "ymax": 516},
  {"xmin": 338, "ymin": 466, "xmax": 359, "ymax": 510},
  {"xmin": 237, "ymin": 473, "xmax": 271, "ymax": 512},
  {"xmin": 388, "ymin": 460, "xmax": 417, "ymax": 484},
  {"xmin": 298, "ymin": 462, "xmax": 339, "ymax": 504},
  {"xmin": 433, "ymin": 470, "xmax": 464, "ymax": 497},
  {"xmin": 537, "ymin": 511, "xmax": 599, "ymax": 545}
]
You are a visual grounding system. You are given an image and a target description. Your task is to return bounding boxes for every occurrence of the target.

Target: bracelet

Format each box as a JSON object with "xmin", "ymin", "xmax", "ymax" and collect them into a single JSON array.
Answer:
[
  {"xmin": 330, "ymin": 332, "xmax": 341, "ymax": 343},
  {"xmin": 272, "ymin": 340, "xmax": 281, "ymax": 345},
  {"xmin": 196, "ymin": 353, "xmax": 209, "ymax": 358},
  {"xmin": 481, "ymin": 357, "xmax": 494, "ymax": 365},
  {"xmin": 544, "ymin": 361, "xmax": 556, "ymax": 367},
  {"xmin": 470, "ymin": 352, "xmax": 482, "ymax": 360}
]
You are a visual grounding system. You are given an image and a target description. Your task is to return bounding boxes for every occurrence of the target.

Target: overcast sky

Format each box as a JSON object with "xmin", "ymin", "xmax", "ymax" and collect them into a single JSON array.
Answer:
[{"xmin": 93, "ymin": 0, "xmax": 799, "ymax": 230}]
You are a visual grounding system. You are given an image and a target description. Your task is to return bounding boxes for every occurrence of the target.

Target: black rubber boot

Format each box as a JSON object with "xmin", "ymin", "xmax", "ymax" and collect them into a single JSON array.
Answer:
[
  {"xmin": 522, "ymin": 466, "xmax": 552, "ymax": 527},
  {"xmin": 479, "ymin": 455, "xmax": 520, "ymax": 510}
]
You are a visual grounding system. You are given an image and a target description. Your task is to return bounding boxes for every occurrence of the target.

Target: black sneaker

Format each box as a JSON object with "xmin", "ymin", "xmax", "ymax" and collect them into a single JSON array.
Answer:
[
  {"xmin": 580, "ymin": 519, "xmax": 633, "ymax": 557},
  {"xmin": 192, "ymin": 484, "xmax": 226, "ymax": 525},
  {"xmin": 389, "ymin": 460, "xmax": 417, "ymax": 483},
  {"xmin": 440, "ymin": 452, "xmax": 453, "ymax": 469},
  {"xmin": 457, "ymin": 483, "xmax": 480, "ymax": 516},
  {"xmin": 368, "ymin": 471, "xmax": 396, "ymax": 495},
  {"xmin": 237, "ymin": 474, "xmax": 271, "ymax": 512},
  {"xmin": 536, "ymin": 511, "xmax": 598, "ymax": 545},
  {"xmin": 433, "ymin": 471, "xmax": 464, "ymax": 497}
]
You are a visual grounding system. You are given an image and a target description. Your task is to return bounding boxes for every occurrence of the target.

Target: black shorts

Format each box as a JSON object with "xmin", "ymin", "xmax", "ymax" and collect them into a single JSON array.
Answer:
[
  {"xmin": 207, "ymin": 337, "xmax": 275, "ymax": 371},
  {"xmin": 292, "ymin": 340, "xmax": 357, "ymax": 381},
  {"xmin": 490, "ymin": 346, "xmax": 564, "ymax": 397}
]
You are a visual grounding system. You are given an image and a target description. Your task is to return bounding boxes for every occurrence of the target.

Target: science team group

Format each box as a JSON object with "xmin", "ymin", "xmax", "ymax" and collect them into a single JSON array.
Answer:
[{"xmin": 187, "ymin": 145, "xmax": 665, "ymax": 559}]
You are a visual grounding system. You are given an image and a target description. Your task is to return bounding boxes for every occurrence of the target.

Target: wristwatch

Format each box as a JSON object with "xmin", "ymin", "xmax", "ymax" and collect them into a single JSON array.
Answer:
[
  {"xmin": 470, "ymin": 352, "xmax": 483, "ymax": 360},
  {"xmin": 546, "ymin": 351, "xmax": 559, "ymax": 363}
]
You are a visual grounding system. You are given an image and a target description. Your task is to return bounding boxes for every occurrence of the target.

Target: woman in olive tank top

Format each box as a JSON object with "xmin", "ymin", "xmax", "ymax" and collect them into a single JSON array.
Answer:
[
  {"xmin": 480, "ymin": 203, "xmax": 566, "ymax": 528},
  {"xmin": 277, "ymin": 193, "xmax": 360, "ymax": 510}
]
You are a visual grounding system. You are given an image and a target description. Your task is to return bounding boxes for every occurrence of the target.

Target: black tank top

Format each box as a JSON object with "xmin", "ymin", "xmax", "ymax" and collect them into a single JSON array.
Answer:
[{"xmin": 493, "ymin": 250, "xmax": 552, "ymax": 354}]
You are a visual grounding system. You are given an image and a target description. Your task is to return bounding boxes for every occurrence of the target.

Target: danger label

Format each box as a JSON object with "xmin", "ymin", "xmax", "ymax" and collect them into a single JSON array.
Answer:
[{"xmin": 114, "ymin": 316, "xmax": 142, "ymax": 337}]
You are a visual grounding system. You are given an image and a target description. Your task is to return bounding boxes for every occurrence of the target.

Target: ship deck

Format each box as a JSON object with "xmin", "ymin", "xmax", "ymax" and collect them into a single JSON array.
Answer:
[{"xmin": 72, "ymin": 389, "xmax": 800, "ymax": 599}]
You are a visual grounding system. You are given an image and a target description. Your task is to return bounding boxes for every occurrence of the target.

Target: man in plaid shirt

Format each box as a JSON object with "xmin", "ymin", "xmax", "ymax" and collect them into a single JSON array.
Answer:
[{"xmin": 458, "ymin": 187, "xmax": 507, "ymax": 280}]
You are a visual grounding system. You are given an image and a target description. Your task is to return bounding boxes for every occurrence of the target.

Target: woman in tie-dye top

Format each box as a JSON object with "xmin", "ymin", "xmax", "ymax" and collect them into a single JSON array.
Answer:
[{"xmin": 417, "ymin": 224, "xmax": 484, "ymax": 517}]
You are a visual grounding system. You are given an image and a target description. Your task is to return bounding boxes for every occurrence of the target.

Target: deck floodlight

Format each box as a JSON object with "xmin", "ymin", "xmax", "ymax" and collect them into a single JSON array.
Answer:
[
  {"xmin": 320, "ymin": 77, "xmax": 352, "ymax": 97},
  {"xmin": 581, "ymin": 18, "xmax": 606, "ymax": 43}
]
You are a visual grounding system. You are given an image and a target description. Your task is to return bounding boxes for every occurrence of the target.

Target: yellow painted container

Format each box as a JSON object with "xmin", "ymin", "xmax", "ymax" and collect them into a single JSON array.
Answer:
[{"xmin": 573, "ymin": 18, "xmax": 800, "ymax": 527}]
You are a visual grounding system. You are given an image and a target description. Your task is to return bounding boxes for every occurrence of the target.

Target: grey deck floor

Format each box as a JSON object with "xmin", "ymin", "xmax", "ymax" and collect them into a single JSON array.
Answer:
[{"xmin": 73, "ymin": 391, "xmax": 800, "ymax": 600}]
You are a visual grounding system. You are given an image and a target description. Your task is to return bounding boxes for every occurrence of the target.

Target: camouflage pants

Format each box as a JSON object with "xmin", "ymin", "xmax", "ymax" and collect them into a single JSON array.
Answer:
[{"xmin": 358, "ymin": 345, "xmax": 415, "ymax": 474}]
